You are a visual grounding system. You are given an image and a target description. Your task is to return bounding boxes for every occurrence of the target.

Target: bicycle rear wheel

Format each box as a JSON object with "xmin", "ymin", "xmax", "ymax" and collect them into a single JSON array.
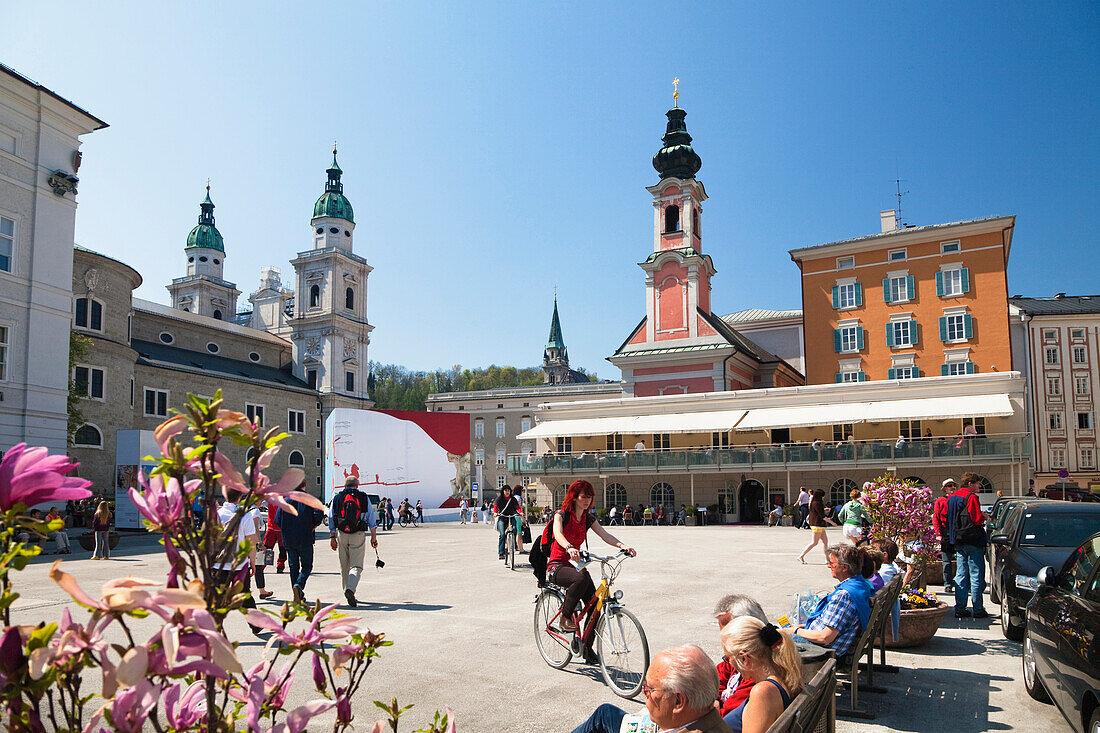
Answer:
[
  {"xmin": 533, "ymin": 589, "xmax": 573, "ymax": 669},
  {"xmin": 595, "ymin": 606, "xmax": 649, "ymax": 698}
]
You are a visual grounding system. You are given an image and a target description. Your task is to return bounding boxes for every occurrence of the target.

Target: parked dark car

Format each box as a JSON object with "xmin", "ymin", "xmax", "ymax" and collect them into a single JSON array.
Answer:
[
  {"xmin": 989, "ymin": 501, "xmax": 1100, "ymax": 640},
  {"xmin": 986, "ymin": 497, "xmax": 1042, "ymax": 577},
  {"xmin": 1023, "ymin": 531, "xmax": 1100, "ymax": 733}
]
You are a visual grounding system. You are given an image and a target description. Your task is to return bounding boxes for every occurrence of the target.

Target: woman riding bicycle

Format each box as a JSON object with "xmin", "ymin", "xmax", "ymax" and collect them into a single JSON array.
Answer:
[{"xmin": 548, "ymin": 480, "xmax": 635, "ymax": 632}]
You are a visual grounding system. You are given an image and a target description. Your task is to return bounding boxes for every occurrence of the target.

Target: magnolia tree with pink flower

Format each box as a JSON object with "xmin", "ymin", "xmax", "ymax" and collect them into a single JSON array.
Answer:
[
  {"xmin": 862, "ymin": 474, "xmax": 939, "ymax": 587},
  {"xmin": 0, "ymin": 391, "xmax": 455, "ymax": 732}
]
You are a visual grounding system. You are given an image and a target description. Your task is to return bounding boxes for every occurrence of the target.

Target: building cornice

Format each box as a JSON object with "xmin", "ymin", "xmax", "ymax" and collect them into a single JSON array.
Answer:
[{"xmin": 789, "ymin": 216, "xmax": 1015, "ymax": 263}]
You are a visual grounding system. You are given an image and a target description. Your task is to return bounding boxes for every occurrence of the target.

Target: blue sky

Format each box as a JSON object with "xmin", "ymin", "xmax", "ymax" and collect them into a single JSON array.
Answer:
[{"xmin": 8, "ymin": 3, "xmax": 1098, "ymax": 377}]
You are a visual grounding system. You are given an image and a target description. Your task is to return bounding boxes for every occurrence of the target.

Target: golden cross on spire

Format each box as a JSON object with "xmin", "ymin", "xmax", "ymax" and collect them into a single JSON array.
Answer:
[
  {"xmin": 206, "ymin": 178, "xmax": 210, "ymax": 192},
  {"xmin": 673, "ymin": 77, "xmax": 680, "ymax": 108},
  {"xmin": 333, "ymin": 140, "xmax": 338, "ymax": 156}
]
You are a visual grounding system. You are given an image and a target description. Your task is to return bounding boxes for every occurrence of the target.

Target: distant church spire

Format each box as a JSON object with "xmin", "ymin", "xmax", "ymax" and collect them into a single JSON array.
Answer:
[{"xmin": 544, "ymin": 296, "xmax": 584, "ymax": 385}]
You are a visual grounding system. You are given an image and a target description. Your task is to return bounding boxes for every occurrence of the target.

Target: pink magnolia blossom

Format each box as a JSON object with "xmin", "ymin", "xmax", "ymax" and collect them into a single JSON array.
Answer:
[
  {"xmin": 0, "ymin": 443, "xmax": 92, "ymax": 511},
  {"xmin": 157, "ymin": 607, "xmax": 242, "ymax": 676},
  {"xmin": 50, "ymin": 562, "xmax": 205, "ymax": 615},
  {"xmin": 232, "ymin": 661, "xmax": 294, "ymax": 732},
  {"xmin": 129, "ymin": 473, "xmax": 194, "ymax": 530},
  {"xmin": 244, "ymin": 604, "xmax": 360, "ymax": 650},
  {"xmin": 331, "ymin": 642, "xmax": 362, "ymax": 672},
  {"xmin": 211, "ymin": 450, "xmax": 320, "ymax": 516},
  {"xmin": 85, "ymin": 679, "xmax": 160, "ymax": 733},
  {"xmin": 163, "ymin": 680, "xmax": 206, "ymax": 729},
  {"xmin": 311, "ymin": 653, "xmax": 327, "ymax": 692},
  {"xmin": 335, "ymin": 687, "xmax": 351, "ymax": 724},
  {"xmin": 267, "ymin": 700, "xmax": 336, "ymax": 733},
  {"xmin": 154, "ymin": 414, "xmax": 188, "ymax": 456}
]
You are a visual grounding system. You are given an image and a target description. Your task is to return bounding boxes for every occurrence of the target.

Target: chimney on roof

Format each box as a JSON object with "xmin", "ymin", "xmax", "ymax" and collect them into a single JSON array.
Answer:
[{"xmin": 880, "ymin": 209, "xmax": 898, "ymax": 233}]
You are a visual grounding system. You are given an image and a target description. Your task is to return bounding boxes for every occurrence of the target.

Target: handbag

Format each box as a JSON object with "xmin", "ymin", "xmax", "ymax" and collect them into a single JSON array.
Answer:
[
  {"xmin": 263, "ymin": 548, "xmax": 275, "ymax": 566},
  {"xmin": 521, "ymin": 523, "xmax": 532, "ymax": 543}
]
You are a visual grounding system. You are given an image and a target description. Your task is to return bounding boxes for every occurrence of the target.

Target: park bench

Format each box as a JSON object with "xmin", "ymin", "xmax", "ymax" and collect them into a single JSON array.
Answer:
[
  {"xmin": 835, "ymin": 574, "xmax": 903, "ymax": 719},
  {"xmin": 765, "ymin": 657, "xmax": 837, "ymax": 733}
]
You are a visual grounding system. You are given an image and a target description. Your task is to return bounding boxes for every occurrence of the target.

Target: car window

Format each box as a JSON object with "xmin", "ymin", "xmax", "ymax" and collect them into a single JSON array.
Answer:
[
  {"xmin": 1059, "ymin": 535, "xmax": 1100, "ymax": 596},
  {"xmin": 1000, "ymin": 505, "xmax": 1025, "ymax": 539},
  {"xmin": 1019, "ymin": 513, "xmax": 1100, "ymax": 548}
]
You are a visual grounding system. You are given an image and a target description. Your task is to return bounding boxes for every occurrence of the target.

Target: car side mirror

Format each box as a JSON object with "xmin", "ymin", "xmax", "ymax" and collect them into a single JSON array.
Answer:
[
  {"xmin": 990, "ymin": 534, "xmax": 1010, "ymax": 546},
  {"xmin": 1037, "ymin": 566, "xmax": 1056, "ymax": 587}
]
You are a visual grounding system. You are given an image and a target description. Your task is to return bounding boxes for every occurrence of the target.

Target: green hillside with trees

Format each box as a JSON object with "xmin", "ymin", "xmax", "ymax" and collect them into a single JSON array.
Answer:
[{"xmin": 366, "ymin": 362, "xmax": 598, "ymax": 410}]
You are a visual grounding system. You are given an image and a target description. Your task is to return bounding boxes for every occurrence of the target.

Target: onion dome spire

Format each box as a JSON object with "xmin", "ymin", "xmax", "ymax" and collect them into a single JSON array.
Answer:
[
  {"xmin": 185, "ymin": 181, "xmax": 225, "ymax": 252},
  {"xmin": 313, "ymin": 143, "xmax": 355, "ymax": 223},
  {"xmin": 652, "ymin": 107, "xmax": 702, "ymax": 181}
]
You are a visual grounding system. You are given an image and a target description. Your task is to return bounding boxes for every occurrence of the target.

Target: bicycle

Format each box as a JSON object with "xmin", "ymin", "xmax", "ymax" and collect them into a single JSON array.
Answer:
[
  {"xmin": 533, "ymin": 550, "xmax": 649, "ymax": 698},
  {"xmin": 398, "ymin": 511, "xmax": 418, "ymax": 528},
  {"xmin": 500, "ymin": 514, "xmax": 517, "ymax": 569}
]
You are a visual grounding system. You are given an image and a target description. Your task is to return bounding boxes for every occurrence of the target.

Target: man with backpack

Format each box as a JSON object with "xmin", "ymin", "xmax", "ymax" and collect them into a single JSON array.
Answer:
[
  {"xmin": 945, "ymin": 472, "xmax": 988, "ymax": 619},
  {"xmin": 328, "ymin": 477, "xmax": 378, "ymax": 608}
]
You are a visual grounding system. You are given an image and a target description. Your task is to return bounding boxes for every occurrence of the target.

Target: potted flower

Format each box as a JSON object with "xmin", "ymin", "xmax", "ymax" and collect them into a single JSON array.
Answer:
[
  {"xmin": 864, "ymin": 475, "xmax": 950, "ymax": 647},
  {"xmin": 887, "ymin": 588, "xmax": 951, "ymax": 647}
]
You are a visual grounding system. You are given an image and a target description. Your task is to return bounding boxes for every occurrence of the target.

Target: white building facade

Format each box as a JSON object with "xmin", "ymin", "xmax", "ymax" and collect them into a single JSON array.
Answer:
[{"xmin": 0, "ymin": 64, "xmax": 107, "ymax": 454}]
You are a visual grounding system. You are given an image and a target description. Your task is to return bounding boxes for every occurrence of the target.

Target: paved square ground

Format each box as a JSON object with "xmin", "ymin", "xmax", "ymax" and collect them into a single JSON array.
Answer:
[{"xmin": 10, "ymin": 523, "xmax": 1067, "ymax": 732}]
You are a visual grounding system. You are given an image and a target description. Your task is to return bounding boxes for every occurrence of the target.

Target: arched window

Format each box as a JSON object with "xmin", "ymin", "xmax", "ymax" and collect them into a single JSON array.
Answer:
[
  {"xmin": 345, "ymin": 287, "xmax": 354, "ymax": 310},
  {"xmin": 664, "ymin": 205, "xmax": 680, "ymax": 232},
  {"xmin": 74, "ymin": 297, "xmax": 103, "ymax": 331},
  {"xmin": 309, "ymin": 284, "xmax": 320, "ymax": 308},
  {"xmin": 974, "ymin": 475, "xmax": 993, "ymax": 494},
  {"xmin": 606, "ymin": 483, "xmax": 627, "ymax": 509},
  {"xmin": 830, "ymin": 478, "xmax": 858, "ymax": 507},
  {"xmin": 212, "ymin": 309, "xmax": 222, "ymax": 320},
  {"xmin": 73, "ymin": 424, "xmax": 102, "ymax": 448},
  {"xmin": 692, "ymin": 208, "xmax": 699, "ymax": 235},
  {"xmin": 288, "ymin": 450, "xmax": 305, "ymax": 467},
  {"xmin": 555, "ymin": 483, "xmax": 568, "ymax": 507},
  {"xmin": 651, "ymin": 482, "xmax": 674, "ymax": 513}
]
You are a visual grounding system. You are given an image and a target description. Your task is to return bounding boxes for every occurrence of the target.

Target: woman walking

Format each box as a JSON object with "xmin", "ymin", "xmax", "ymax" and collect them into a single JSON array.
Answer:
[
  {"xmin": 838, "ymin": 489, "xmax": 868, "ymax": 543},
  {"xmin": 91, "ymin": 500, "xmax": 112, "ymax": 560},
  {"xmin": 797, "ymin": 489, "xmax": 829, "ymax": 564}
]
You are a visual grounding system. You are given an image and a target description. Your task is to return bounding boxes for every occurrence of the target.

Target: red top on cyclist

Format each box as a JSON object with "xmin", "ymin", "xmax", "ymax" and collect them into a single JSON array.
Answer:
[{"xmin": 548, "ymin": 480, "xmax": 635, "ymax": 631}]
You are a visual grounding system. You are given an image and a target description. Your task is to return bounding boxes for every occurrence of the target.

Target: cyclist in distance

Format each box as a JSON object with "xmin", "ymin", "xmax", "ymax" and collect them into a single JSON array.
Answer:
[
  {"xmin": 493, "ymin": 485, "xmax": 521, "ymax": 559},
  {"xmin": 549, "ymin": 480, "xmax": 635, "ymax": 631}
]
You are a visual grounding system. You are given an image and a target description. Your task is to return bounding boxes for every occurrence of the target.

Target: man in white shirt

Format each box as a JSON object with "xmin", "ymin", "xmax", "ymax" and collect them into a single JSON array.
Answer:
[
  {"xmin": 214, "ymin": 489, "xmax": 260, "ymax": 635},
  {"xmin": 634, "ymin": 439, "xmax": 647, "ymax": 452},
  {"xmin": 459, "ymin": 497, "xmax": 468, "ymax": 524},
  {"xmin": 796, "ymin": 487, "xmax": 811, "ymax": 529}
]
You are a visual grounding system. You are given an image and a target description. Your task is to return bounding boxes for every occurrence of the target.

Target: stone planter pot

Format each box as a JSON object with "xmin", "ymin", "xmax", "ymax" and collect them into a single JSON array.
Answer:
[
  {"xmin": 886, "ymin": 602, "xmax": 949, "ymax": 648},
  {"xmin": 77, "ymin": 532, "xmax": 121, "ymax": 552},
  {"xmin": 925, "ymin": 562, "xmax": 944, "ymax": 585}
]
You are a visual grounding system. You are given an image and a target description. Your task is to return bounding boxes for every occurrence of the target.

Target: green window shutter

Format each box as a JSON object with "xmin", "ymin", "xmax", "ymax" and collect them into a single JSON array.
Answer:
[
  {"xmin": 885, "ymin": 323, "xmax": 895, "ymax": 347},
  {"xmin": 961, "ymin": 267, "xmax": 970, "ymax": 293},
  {"xmin": 835, "ymin": 372, "xmax": 843, "ymax": 383},
  {"xmin": 882, "ymin": 278, "xmax": 892, "ymax": 303},
  {"xmin": 888, "ymin": 368, "xmax": 897, "ymax": 379},
  {"xmin": 856, "ymin": 327, "xmax": 865, "ymax": 350},
  {"xmin": 911, "ymin": 320, "xmax": 919, "ymax": 345},
  {"xmin": 833, "ymin": 329, "xmax": 842, "ymax": 352},
  {"xmin": 913, "ymin": 366, "xmax": 921, "ymax": 378},
  {"xmin": 941, "ymin": 364, "xmax": 950, "ymax": 376},
  {"xmin": 831, "ymin": 286, "xmax": 839, "ymax": 309},
  {"xmin": 964, "ymin": 313, "xmax": 974, "ymax": 339},
  {"xmin": 935, "ymin": 271, "xmax": 944, "ymax": 297},
  {"xmin": 966, "ymin": 361, "xmax": 976, "ymax": 374},
  {"xmin": 939, "ymin": 316, "xmax": 948, "ymax": 342},
  {"xmin": 858, "ymin": 371, "xmax": 867, "ymax": 382},
  {"xmin": 906, "ymin": 275, "xmax": 915, "ymax": 299},
  {"xmin": 855, "ymin": 282, "xmax": 863, "ymax": 306}
]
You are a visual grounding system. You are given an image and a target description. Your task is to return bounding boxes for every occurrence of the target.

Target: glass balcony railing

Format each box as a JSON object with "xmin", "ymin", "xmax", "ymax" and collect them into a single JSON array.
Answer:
[{"xmin": 506, "ymin": 434, "xmax": 1032, "ymax": 475}]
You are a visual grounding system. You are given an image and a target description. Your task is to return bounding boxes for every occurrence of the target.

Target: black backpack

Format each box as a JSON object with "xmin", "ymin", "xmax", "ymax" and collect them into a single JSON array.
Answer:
[
  {"xmin": 949, "ymin": 493, "xmax": 986, "ymax": 546},
  {"xmin": 335, "ymin": 489, "xmax": 365, "ymax": 533},
  {"xmin": 530, "ymin": 511, "xmax": 592, "ymax": 586}
]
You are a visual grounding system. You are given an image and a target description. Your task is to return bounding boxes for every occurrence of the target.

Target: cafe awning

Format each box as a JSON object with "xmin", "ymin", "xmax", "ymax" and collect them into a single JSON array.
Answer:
[
  {"xmin": 735, "ymin": 402, "xmax": 872, "ymax": 431},
  {"xmin": 863, "ymin": 393, "xmax": 1013, "ymax": 422},
  {"xmin": 516, "ymin": 410, "xmax": 747, "ymax": 439}
]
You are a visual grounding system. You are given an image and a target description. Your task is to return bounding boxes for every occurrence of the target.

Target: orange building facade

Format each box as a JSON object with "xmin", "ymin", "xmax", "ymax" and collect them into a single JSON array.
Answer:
[{"xmin": 790, "ymin": 213, "xmax": 1016, "ymax": 386}]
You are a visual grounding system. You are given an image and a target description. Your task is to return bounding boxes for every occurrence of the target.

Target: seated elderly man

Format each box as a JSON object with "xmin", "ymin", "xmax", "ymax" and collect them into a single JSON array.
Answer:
[
  {"xmin": 782, "ymin": 543, "xmax": 873, "ymax": 661},
  {"xmin": 713, "ymin": 594, "xmax": 768, "ymax": 721},
  {"xmin": 568, "ymin": 645, "xmax": 732, "ymax": 733}
]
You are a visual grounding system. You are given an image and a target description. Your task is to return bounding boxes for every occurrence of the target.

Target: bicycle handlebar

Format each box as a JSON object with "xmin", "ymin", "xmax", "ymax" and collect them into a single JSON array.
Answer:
[{"xmin": 573, "ymin": 549, "xmax": 631, "ymax": 569}]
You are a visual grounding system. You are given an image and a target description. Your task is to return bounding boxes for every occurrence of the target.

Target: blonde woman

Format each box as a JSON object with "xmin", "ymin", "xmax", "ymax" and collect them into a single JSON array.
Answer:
[
  {"xmin": 720, "ymin": 616, "xmax": 803, "ymax": 732},
  {"xmin": 91, "ymin": 501, "xmax": 112, "ymax": 560}
]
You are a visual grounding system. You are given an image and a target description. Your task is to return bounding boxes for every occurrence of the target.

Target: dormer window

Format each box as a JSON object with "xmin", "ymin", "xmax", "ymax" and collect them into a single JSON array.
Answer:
[
  {"xmin": 345, "ymin": 287, "xmax": 354, "ymax": 310},
  {"xmin": 212, "ymin": 310, "xmax": 222, "ymax": 321},
  {"xmin": 664, "ymin": 205, "xmax": 680, "ymax": 233},
  {"xmin": 316, "ymin": 227, "xmax": 324, "ymax": 234},
  {"xmin": 213, "ymin": 258, "xmax": 220, "ymax": 265},
  {"xmin": 199, "ymin": 256, "xmax": 208, "ymax": 262},
  {"xmin": 329, "ymin": 227, "xmax": 339, "ymax": 234},
  {"xmin": 309, "ymin": 284, "xmax": 320, "ymax": 308},
  {"xmin": 344, "ymin": 230, "xmax": 351, "ymax": 237}
]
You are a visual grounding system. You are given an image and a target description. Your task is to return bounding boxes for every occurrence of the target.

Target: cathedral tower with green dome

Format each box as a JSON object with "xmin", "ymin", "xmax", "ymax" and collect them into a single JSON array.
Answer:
[
  {"xmin": 167, "ymin": 184, "xmax": 240, "ymax": 320},
  {"xmin": 289, "ymin": 146, "xmax": 374, "ymax": 412}
]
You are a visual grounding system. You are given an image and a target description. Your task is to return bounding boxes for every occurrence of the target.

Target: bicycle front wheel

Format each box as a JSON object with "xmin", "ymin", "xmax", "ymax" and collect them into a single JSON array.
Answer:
[
  {"xmin": 533, "ymin": 589, "xmax": 573, "ymax": 669},
  {"xmin": 595, "ymin": 606, "xmax": 649, "ymax": 698},
  {"xmin": 507, "ymin": 532, "xmax": 516, "ymax": 569}
]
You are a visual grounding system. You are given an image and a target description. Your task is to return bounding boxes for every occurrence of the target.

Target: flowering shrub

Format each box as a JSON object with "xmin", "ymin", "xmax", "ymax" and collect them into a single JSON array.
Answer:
[
  {"xmin": 0, "ymin": 391, "xmax": 455, "ymax": 732},
  {"xmin": 900, "ymin": 588, "xmax": 940, "ymax": 610},
  {"xmin": 862, "ymin": 474, "xmax": 939, "ymax": 585}
]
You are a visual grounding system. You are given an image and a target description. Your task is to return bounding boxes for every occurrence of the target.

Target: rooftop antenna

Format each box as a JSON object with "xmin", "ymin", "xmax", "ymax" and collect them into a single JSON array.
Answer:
[{"xmin": 894, "ymin": 176, "xmax": 909, "ymax": 227}]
